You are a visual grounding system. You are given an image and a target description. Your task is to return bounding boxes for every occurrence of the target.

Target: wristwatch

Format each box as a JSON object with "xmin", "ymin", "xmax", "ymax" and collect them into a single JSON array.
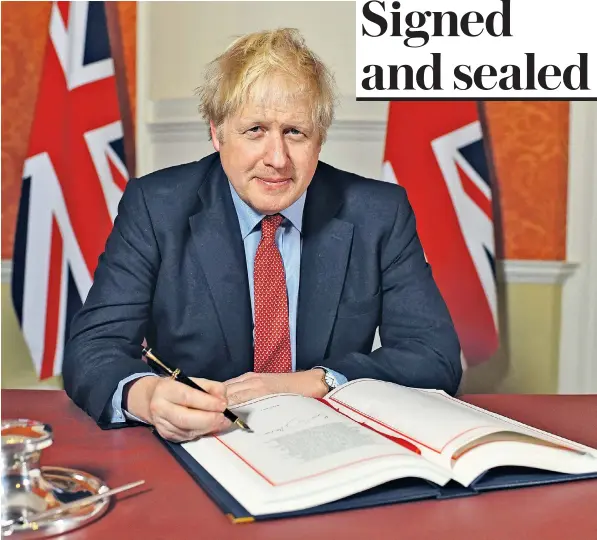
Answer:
[{"xmin": 317, "ymin": 366, "xmax": 340, "ymax": 393}]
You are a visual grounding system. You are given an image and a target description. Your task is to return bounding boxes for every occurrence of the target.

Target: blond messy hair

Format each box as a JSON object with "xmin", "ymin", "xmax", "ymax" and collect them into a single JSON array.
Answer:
[{"xmin": 197, "ymin": 28, "xmax": 337, "ymax": 143}]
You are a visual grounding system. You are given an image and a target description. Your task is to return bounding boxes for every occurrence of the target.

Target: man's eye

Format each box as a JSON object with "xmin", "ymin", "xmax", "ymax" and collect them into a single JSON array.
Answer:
[
  {"xmin": 247, "ymin": 126, "xmax": 261, "ymax": 133},
  {"xmin": 288, "ymin": 128, "xmax": 302, "ymax": 136}
]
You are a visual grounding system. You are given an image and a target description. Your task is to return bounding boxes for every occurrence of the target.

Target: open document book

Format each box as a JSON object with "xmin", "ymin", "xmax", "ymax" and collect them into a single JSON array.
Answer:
[{"xmin": 161, "ymin": 379, "xmax": 597, "ymax": 522}]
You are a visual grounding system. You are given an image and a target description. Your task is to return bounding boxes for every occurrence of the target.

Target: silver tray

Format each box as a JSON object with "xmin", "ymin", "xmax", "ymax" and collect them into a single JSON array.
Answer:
[{"xmin": 3, "ymin": 466, "xmax": 110, "ymax": 538}]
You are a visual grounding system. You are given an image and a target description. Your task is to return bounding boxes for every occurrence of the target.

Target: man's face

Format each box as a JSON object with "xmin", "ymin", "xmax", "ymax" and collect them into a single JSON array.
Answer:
[{"xmin": 211, "ymin": 93, "xmax": 322, "ymax": 215}]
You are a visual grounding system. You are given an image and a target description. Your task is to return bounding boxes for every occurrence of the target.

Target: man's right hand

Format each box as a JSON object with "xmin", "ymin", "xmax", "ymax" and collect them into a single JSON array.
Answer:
[{"xmin": 125, "ymin": 376, "xmax": 231, "ymax": 442}]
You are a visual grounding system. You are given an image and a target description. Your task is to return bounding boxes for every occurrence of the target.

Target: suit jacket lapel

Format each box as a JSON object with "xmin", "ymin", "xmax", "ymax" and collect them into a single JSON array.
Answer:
[
  {"xmin": 188, "ymin": 160, "xmax": 253, "ymax": 372},
  {"xmin": 296, "ymin": 166, "xmax": 354, "ymax": 369}
]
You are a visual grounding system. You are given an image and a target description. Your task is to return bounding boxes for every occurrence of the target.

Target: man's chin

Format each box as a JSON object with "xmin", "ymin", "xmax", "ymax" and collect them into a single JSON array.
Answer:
[
  {"xmin": 249, "ymin": 197, "xmax": 290, "ymax": 215},
  {"xmin": 249, "ymin": 187, "xmax": 297, "ymax": 214}
]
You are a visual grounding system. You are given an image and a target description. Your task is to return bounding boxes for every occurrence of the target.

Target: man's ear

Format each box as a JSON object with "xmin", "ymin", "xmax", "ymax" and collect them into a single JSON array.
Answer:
[{"xmin": 210, "ymin": 121, "xmax": 220, "ymax": 152}]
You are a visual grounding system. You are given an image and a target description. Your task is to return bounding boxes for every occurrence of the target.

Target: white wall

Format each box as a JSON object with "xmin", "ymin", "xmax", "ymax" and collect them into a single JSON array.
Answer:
[{"xmin": 146, "ymin": 1, "xmax": 358, "ymax": 99}]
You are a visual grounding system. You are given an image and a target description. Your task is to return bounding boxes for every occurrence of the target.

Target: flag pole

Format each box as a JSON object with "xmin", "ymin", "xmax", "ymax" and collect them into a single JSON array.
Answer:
[
  {"xmin": 476, "ymin": 101, "xmax": 509, "ymax": 374},
  {"xmin": 476, "ymin": 101, "xmax": 505, "ymax": 263},
  {"xmin": 105, "ymin": 2, "xmax": 136, "ymax": 178}
]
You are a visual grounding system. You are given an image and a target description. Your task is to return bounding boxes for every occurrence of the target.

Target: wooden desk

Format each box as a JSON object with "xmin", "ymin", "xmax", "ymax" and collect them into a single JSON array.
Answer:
[{"xmin": 2, "ymin": 390, "xmax": 596, "ymax": 539}]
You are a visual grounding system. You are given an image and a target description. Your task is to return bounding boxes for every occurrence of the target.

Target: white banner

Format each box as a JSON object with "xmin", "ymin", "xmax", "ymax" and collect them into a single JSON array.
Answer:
[{"xmin": 356, "ymin": 0, "xmax": 597, "ymax": 99}]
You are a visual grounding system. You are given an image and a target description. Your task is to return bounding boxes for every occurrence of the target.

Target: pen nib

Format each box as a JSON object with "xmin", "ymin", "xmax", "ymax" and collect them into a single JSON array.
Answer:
[{"xmin": 234, "ymin": 418, "xmax": 253, "ymax": 433}]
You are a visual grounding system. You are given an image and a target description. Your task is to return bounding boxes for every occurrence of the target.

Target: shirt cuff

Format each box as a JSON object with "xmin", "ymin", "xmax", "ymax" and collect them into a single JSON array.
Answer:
[{"xmin": 108, "ymin": 372, "xmax": 159, "ymax": 424}]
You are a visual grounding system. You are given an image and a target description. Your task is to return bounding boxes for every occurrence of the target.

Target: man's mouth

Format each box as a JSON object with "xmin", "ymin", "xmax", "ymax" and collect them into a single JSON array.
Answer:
[{"xmin": 256, "ymin": 177, "xmax": 291, "ymax": 187}]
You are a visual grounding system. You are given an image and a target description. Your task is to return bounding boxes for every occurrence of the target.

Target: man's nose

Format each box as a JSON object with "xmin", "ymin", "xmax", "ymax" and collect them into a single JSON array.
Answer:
[{"xmin": 263, "ymin": 133, "xmax": 289, "ymax": 169}]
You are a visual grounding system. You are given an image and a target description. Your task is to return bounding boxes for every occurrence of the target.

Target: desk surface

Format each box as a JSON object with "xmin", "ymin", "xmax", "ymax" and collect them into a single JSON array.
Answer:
[{"xmin": 2, "ymin": 390, "xmax": 596, "ymax": 539}]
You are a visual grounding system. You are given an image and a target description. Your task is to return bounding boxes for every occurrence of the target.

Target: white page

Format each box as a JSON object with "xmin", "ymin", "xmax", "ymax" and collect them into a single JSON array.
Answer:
[
  {"xmin": 212, "ymin": 393, "xmax": 421, "ymax": 485},
  {"xmin": 326, "ymin": 380, "xmax": 595, "ymax": 468},
  {"xmin": 182, "ymin": 393, "xmax": 451, "ymax": 515},
  {"xmin": 451, "ymin": 438, "xmax": 597, "ymax": 486}
]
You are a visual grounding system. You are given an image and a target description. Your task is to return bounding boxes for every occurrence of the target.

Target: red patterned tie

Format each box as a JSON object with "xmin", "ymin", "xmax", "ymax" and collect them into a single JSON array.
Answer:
[{"xmin": 253, "ymin": 214, "xmax": 292, "ymax": 373}]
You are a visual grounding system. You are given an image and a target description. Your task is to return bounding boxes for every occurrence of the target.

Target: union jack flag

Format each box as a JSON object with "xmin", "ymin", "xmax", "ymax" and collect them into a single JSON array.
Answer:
[
  {"xmin": 11, "ymin": 1, "xmax": 129, "ymax": 379},
  {"xmin": 382, "ymin": 101, "xmax": 499, "ymax": 366}
]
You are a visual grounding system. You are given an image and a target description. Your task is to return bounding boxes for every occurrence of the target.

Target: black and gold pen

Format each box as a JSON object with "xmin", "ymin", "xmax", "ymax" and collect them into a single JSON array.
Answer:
[{"xmin": 141, "ymin": 347, "xmax": 252, "ymax": 432}]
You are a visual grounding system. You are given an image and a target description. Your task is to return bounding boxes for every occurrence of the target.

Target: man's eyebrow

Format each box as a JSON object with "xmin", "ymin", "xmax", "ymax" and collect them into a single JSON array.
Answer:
[
  {"xmin": 239, "ymin": 118, "xmax": 311, "ymax": 128},
  {"xmin": 234, "ymin": 115, "xmax": 314, "ymax": 134},
  {"xmin": 281, "ymin": 119, "xmax": 311, "ymax": 128},
  {"xmin": 238, "ymin": 117, "xmax": 266, "ymax": 124}
]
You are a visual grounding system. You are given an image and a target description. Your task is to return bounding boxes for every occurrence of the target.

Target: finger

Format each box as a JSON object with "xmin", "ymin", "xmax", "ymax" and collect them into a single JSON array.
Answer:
[
  {"xmin": 154, "ymin": 427, "xmax": 183, "ymax": 443},
  {"xmin": 186, "ymin": 414, "xmax": 231, "ymax": 439},
  {"xmin": 157, "ymin": 421, "xmax": 217, "ymax": 443},
  {"xmin": 155, "ymin": 412, "xmax": 231, "ymax": 442},
  {"xmin": 224, "ymin": 380, "xmax": 257, "ymax": 398},
  {"xmin": 223, "ymin": 372, "xmax": 255, "ymax": 385},
  {"xmin": 164, "ymin": 402, "xmax": 230, "ymax": 433},
  {"xmin": 189, "ymin": 377, "xmax": 229, "ymax": 398},
  {"xmin": 162, "ymin": 379, "xmax": 227, "ymax": 412},
  {"xmin": 157, "ymin": 415, "xmax": 194, "ymax": 438},
  {"xmin": 227, "ymin": 389, "xmax": 260, "ymax": 407},
  {"xmin": 225, "ymin": 380, "xmax": 267, "ymax": 406},
  {"xmin": 153, "ymin": 417, "xmax": 191, "ymax": 442}
]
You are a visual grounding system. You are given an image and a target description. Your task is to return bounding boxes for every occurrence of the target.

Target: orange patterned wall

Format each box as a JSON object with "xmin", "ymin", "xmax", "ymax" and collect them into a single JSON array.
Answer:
[
  {"xmin": 1, "ymin": 1, "xmax": 136, "ymax": 259},
  {"xmin": 485, "ymin": 102, "xmax": 569, "ymax": 261}
]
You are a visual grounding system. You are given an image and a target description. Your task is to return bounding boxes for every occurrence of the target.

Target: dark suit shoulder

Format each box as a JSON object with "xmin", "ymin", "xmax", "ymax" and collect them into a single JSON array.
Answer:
[
  {"xmin": 126, "ymin": 153, "xmax": 224, "ymax": 232},
  {"xmin": 316, "ymin": 161, "xmax": 408, "ymax": 222},
  {"xmin": 134, "ymin": 153, "xmax": 219, "ymax": 198}
]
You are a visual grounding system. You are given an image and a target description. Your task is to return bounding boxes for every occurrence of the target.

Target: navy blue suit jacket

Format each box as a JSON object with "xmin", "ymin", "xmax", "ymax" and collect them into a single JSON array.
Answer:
[{"xmin": 63, "ymin": 153, "xmax": 462, "ymax": 426}]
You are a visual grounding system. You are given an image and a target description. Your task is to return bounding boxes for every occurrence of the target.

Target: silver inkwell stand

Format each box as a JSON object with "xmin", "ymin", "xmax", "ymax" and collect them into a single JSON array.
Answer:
[{"xmin": 1, "ymin": 419, "xmax": 110, "ymax": 538}]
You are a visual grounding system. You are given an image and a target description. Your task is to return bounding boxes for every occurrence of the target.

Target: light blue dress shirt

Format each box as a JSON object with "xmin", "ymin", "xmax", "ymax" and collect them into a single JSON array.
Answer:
[{"xmin": 107, "ymin": 182, "xmax": 346, "ymax": 423}]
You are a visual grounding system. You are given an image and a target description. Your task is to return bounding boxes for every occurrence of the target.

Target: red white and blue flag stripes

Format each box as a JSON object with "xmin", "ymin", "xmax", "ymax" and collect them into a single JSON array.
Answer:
[
  {"xmin": 11, "ymin": 1, "xmax": 129, "ymax": 379},
  {"xmin": 382, "ymin": 101, "xmax": 499, "ymax": 366}
]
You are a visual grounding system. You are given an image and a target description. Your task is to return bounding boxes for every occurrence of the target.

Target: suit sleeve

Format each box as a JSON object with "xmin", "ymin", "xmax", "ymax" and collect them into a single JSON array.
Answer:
[
  {"xmin": 62, "ymin": 177, "xmax": 159, "ymax": 427},
  {"xmin": 321, "ymin": 188, "xmax": 463, "ymax": 395}
]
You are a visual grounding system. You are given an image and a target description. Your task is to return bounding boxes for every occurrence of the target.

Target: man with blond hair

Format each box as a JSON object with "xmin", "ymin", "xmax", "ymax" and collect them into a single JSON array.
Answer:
[{"xmin": 63, "ymin": 29, "xmax": 461, "ymax": 442}]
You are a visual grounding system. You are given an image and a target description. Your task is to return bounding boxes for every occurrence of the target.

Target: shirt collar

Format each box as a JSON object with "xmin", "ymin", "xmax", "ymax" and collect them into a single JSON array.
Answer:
[{"xmin": 228, "ymin": 181, "xmax": 306, "ymax": 239}]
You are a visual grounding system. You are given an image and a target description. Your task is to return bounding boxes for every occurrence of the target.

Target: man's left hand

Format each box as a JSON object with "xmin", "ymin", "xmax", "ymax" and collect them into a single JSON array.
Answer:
[{"xmin": 224, "ymin": 370, "xmax": 328, "ymax": 406}]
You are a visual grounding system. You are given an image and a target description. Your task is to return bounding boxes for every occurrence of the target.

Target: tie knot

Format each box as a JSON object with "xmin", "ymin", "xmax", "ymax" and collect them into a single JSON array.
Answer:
[{"xmin": 261, "ymin": 214, "xmax": 283, "ymax": 241}]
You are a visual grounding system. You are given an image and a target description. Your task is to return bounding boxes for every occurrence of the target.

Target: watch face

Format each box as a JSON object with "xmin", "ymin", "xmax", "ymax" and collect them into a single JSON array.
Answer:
[{"xmin": 325, "ymin": 372, "xmax": 337, "ymax": 389}]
